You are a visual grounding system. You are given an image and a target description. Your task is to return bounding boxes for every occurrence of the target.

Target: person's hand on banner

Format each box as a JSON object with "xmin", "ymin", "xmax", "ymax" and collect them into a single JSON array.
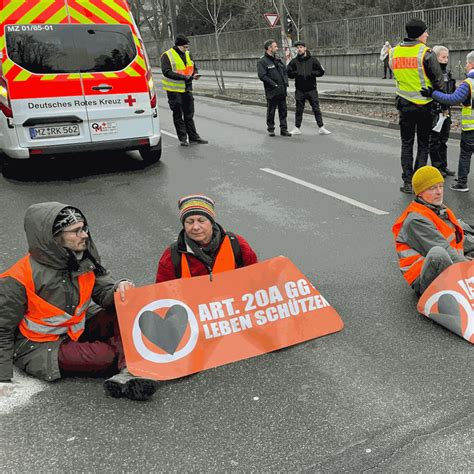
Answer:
[{"xmin": 116, "ymin": 280, "xmax": 135, "ymax": 302}]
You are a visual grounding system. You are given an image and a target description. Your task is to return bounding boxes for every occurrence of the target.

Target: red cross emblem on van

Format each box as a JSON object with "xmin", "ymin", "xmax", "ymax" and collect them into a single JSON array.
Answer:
[{"xmin": 124, "ymin": 95, "xmax": 137, "ymax": 107}]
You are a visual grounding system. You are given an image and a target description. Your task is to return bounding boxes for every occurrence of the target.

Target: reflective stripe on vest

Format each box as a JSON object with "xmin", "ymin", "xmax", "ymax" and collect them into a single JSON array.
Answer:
[
  {"xmin": 392, "ymin": 202, "xmax": 464, "ymax": 285},
  {"xmin": 0, "ymin": 255, "xmax": 96, "ymax": 342},
  {"xmin": 161, "ymin": 48, "xmax": 194, "ymax": 93},
  {"xmin": 391, "ymin": 43, "xmax": 433, "ymax": 105},
  {"xmin": 181, "ymin": 235, "xmax": 236, "ymax": 278},
  {"xmin": 461, "ymin": 78, "xmax": 474, "ymax": 131}
]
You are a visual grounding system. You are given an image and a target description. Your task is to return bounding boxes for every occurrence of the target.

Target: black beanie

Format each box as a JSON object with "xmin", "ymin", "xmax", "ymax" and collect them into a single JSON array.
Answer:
[
  {"xmin": 175, "ymin": 34, "xmax": 190, "ymax": 46},
  {"xmin": 405, "ymin": 18, "xmax": 427, "ymax": 39},
  {"xmin": 52, "ymin": 207, "xmax": 85, "ymax": 236},
  {"xmin": 294, "ymin": 40, "xmax": 306, "ymax": 47}
]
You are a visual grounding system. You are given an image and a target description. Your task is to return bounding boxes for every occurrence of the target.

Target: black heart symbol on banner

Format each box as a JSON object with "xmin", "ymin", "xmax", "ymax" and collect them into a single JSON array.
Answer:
[{"xmin": 139, "ymin": 305, "xmax": 189, "ymax": 355}]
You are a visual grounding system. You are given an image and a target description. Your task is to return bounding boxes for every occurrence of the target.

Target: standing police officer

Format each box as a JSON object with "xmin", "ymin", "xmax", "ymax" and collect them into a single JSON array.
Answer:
[
  {"xmin": 390, "ymin": 19, "xmax": 444, "ymax": 193},
  {"xmin": 161, "ymin": 35, "xmax": 208, "ymax": 146},
  {"xmin": 257, "ymin": 39, "xmax": 292, "ymax": 137}
]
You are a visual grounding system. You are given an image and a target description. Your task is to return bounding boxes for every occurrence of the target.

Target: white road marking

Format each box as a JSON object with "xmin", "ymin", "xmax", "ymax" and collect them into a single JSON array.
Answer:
[
  {"xmin": 261, "ymin": 168, "xmax": 389, "ymax": 216},
  {"xmin": 161, "ymin": 130, "xmax": 178, "ymax": 139}
]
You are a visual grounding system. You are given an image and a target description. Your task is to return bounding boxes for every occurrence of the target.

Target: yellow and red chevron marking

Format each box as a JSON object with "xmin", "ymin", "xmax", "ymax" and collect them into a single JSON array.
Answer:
[
  {"xmin": 67, "ymin": 0, "xmax": 131, "ymax": 25},
  {"xmin": 0, "ymin": 0, "xmax": 149, "ymax": 98}
]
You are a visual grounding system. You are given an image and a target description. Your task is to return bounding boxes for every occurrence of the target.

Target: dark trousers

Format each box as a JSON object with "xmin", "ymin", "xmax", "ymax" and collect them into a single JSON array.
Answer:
[
  {"xmin": 457, "ymin": 130, "xmax": 474, "ymax": 186},
  {"xmin": 167, "ymin": 91, "xmax": 199, "ymax": 142},
  {"xmin": 398, "ymin": 107, "xmax": 434, "ymax": 184},
  {"xmin": 383, "ymin": 57, "xmax": 392, "ymax": 79},
  {"xmin": 429, "ymin": 116, "xmax": 451, "ymax": 171},
  {"xmin": 295, "ymin": 89, "xmax": 323, "ymax": 128},
  {"xmin": 58, "ymin": 310, "xmax": 125, "ymax": 378},
  {"xmin": 266, "ymin": 96, "xmax": 288, "ymax": 132}
]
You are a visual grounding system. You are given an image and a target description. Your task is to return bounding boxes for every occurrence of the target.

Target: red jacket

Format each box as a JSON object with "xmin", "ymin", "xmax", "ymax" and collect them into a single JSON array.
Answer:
[{"xmin": 156, "ymin": 233, "xmax": 257, "ymax": 283}]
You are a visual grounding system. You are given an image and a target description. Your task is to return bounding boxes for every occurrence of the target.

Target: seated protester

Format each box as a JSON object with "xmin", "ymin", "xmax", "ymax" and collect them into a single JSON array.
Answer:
[
  {"xmin": 392, "ymin": 166, "xmax": 468, "ymax": 296},
  {"xmin": 156, "ymin": 195, "xmax": 257, "ymax": 282},
  {"xmin": 0, "ymin": 203, "xmax": 159, "ymax": 401}
]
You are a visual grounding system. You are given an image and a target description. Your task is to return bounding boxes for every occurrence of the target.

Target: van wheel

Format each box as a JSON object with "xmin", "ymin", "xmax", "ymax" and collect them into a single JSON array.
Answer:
[{"xmin": 139, "ymin": 145, "xmax": 162, "ymax": 165}]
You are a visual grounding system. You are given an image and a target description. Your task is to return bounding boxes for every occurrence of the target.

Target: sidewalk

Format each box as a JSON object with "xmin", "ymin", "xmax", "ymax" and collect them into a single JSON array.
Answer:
[{"xmin": 152, "ymin": 68, "xmax": 395, "ymax": 88}]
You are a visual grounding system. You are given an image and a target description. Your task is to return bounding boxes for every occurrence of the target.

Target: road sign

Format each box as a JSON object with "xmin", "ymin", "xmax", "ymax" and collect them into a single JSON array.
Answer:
[{"xmin": 263, "ymin": 13, "xmax": 280, "ymax": 28}]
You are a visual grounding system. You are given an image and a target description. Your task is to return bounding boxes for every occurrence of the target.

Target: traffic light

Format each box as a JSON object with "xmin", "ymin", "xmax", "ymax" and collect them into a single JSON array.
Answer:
[{"xmin": 286, "ymin": 18, "xmax": 293, "ymax": 36}]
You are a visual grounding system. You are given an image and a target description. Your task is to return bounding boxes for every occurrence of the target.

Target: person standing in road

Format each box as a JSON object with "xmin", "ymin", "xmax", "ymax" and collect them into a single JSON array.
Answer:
[
  {"xmin": 156, "ymin": 195, "xmax": 257, "ymax": 282},
  {"xmin": 161, "ymin": 34, "xmax": 208, "ymax": 147},
  {"xmin": 421, "ymin": 50, "xmax": 474, "ymax": 192},
  {"xmin": 392, "ymin": 166, "xmax": 469, "ymax": 296},
  {"xmin": 287, "ymin": 40, "xmax": 331, "ymax": 136},
  {"xmin": 380, "ymin": 41, "xmax": 393, "ymax": 79},
  {"xmin": 390, "ymin": 19, "xmax": 444, "ymax": 194},
  {"xmin": 0, "ymin": 203, "xmax": 159, "ymax": 401},
  {"xmin": 257, "ymin": 39, "xmax": 292, "ymax": 137},
  {"xmin": 428, "ymin": 45, "xmax": 456, "ymax": 178}
]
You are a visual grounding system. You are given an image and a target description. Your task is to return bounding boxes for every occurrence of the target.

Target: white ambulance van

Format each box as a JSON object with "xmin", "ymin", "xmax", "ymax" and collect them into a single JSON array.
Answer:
[{"xmin": 0, "ymin": 0, "xmax": 161, "ymax": 175}]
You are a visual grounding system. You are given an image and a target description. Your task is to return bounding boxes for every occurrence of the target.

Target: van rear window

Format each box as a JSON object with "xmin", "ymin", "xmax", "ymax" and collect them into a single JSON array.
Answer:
[{"xmin": 5, "ymin": 24, "xmax": 137, "ymax": 74}]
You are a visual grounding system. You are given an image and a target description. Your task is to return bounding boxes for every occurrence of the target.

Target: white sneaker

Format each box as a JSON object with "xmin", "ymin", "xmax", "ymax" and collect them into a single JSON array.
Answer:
[
  {"xmin": 290, "ymin": 127, "xmax": 302, "ymax": 135},
  {"xmin": 319, "ymin": 126, "xmax": 331, "ymax": 135}
]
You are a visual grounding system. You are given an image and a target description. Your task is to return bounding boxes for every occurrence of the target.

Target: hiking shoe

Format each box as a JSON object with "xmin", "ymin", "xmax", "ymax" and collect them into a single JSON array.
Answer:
[
  {"xmin": 290, "ymin": 127, "xmax": 302, "ymax": 135},
  {"xmin": 318, "ymin": 126, "xmax": 331, "ymax": 135},
  {"xmin": 104, "ymin": 368, "xmax": 159, "ymax": 401},
  {"xmin": 400, "ymin": 183, "xmax": 413, "ymax": 194},
  {"xmin": 450, "ymin": 183, "xmax": 469, "ymax": 192},
  {"xmin": 268, "ymin": 130, "xmax": 275, "ymax": 137},
  {"xmin": 124, "ymin": 378, "xmax": 160, "ymax": 401},
  {"xmin": 280, "ymin": 130, "xmax": 292, "ymax": 137},
  {"xmin": 103, "ymin": 368, "xmax": 134, "ymax": 398},
  {"xmin": 190, "ymin": 138, "xmax": 208, "ymax": 144}
]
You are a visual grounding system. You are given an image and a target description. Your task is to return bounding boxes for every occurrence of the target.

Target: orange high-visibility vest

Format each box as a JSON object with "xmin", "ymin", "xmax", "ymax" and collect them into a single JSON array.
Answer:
[
  {"xmin": 181, "ymin": 235, "xmax": 236, "ymax": 278},
  {"xmin": 0, "ymin": 255, "xmax": 95, "ymax": 342},
  {"xmin": 392, "ymin": 202, "xmax": 464, "ymax": 285}
]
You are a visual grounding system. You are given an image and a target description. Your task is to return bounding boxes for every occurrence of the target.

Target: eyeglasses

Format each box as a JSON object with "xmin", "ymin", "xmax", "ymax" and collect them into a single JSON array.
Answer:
[{"xmin": 62, "ymin": 225, "xmax": 89, "ymax": 237}]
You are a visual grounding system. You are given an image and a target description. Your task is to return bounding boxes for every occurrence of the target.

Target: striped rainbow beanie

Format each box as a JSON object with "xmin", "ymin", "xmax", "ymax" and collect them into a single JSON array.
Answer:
[{"xmin": 178, "ymin": 194, "xmax": 216, "ymax": 224}]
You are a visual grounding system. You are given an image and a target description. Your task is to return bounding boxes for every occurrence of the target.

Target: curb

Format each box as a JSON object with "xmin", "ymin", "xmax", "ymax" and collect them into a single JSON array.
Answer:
[
  {"xmin": 151, "ymin": 69, "xmax": 392, "ymax": 88},
  {"xmin": 192, "ymin": 92, "xmax": 461, "ymax": 140}
]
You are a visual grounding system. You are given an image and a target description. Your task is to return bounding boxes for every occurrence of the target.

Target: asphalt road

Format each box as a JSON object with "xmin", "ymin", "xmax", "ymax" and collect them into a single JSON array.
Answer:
[{"xmin": 0, "ymin": 93, "xmax": 472, "ymax": 472}]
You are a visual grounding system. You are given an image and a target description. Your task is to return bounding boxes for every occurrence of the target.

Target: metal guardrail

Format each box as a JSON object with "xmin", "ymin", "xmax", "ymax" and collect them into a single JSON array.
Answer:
[{"xmin": 144, "ymin": 3, "xmax": 473, "ymax": 58}]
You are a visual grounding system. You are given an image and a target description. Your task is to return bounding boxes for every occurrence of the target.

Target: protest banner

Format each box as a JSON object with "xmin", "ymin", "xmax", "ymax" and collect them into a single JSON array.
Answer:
[
  {"xmin": 115, "ymin": 256, "xmax": 344, "ymax": 380},
  {"xmin": 418, "ymin": 261, "xmax": 474, "ymax": 343}
]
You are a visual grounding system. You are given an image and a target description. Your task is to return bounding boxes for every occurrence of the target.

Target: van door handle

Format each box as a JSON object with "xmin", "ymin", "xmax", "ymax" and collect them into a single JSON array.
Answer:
[{"xmin": 92, "ymin": 84, "xmax": 113, "ymax": 91}]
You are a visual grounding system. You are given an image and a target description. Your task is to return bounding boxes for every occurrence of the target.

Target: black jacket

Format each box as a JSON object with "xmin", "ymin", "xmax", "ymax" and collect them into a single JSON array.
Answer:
[
  {"xmin": 257, "ymin": 53, "xmax": 288, "ymax": 100},
  {"xmin": 161, "ymin": 46, "xmax": 198, "ymax": 93},
  {"xmin": 394, "ymin": 39, "xmax": 445, "ymax": 112},
  {"xmin": 435, "ymin": 64, "xmax": 456, "ymax": 113},
  {"xmin": 287, "ymin": 51, "xmax": 325, "ymax": 92}
]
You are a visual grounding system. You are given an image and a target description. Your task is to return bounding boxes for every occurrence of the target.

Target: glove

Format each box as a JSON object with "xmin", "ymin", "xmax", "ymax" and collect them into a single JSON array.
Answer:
[{"xmin": 420, "ymin": 87, "xmax": 433, "ymax": 97}]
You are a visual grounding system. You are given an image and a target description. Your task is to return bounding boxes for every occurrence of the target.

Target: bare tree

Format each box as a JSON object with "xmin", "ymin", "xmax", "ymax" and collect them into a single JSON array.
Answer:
[{"xmin": 190, "ymin": 0, "xmax": 232, "ymax": 94}]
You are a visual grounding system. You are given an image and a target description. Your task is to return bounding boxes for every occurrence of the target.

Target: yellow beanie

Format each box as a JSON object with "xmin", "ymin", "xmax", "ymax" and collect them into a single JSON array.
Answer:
[{"xmin": 412, "ymin": 166, "xmax": 444, "ymax": 195}]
